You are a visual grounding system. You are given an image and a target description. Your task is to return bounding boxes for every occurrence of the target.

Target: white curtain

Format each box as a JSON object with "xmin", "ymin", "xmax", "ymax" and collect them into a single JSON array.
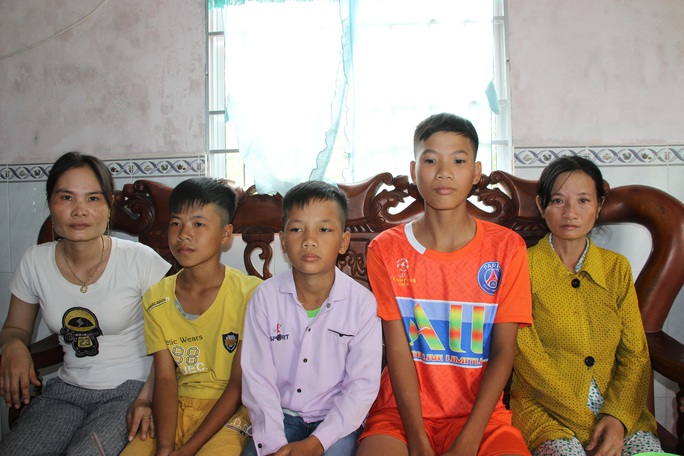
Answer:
[
  {"xmin": 221, "ymin": 0, "xmax": 496, "ymax": 194},
  {"xmin": 223, "ymin": 0, "xmax": 349, "ymax": 195}
]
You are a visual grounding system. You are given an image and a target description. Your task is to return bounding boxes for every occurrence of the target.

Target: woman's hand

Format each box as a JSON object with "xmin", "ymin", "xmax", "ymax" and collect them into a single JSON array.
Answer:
[
  {"xmin": 127, "ymin": 365, "xmax": 156, "ymax": 441},
  {"xmin": 0, "ymin": 339, "xmax": 41, "ymax": 409},
  {"xmin": 0, "ymin": 295, "xmax": 41, "ymax": 409},
  {"xmin": 585, "ymin": 414, "xmax": 624, "ymax": 456}
]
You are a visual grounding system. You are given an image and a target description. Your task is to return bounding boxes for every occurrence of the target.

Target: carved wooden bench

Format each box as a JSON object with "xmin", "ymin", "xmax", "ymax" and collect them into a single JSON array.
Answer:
[{"xmin": 17, "ymin": 172, "xmax": 684, "ymax": 452}]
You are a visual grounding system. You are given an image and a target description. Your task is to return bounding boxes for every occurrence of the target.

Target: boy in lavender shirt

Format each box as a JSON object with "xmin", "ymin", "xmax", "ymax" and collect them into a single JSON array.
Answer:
[{"xmin": 241, "ymin": 181, "xmax": 382, "ymax": 456}]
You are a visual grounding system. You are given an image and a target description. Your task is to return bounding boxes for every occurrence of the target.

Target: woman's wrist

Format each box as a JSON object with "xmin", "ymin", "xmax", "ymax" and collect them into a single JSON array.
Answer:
[{"xmin": 0, "ymin": 337, "xmax": 27, "ymax": 354}]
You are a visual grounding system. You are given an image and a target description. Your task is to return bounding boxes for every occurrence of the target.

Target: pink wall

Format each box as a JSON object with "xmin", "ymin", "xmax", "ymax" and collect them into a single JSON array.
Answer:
[
  {"xmin": 0, "ymin": 0, "xmax": 205, "ymax": 163},
  {"xmin": 509, "ymin": 0, "xmax": 684, "ymax": 147}
]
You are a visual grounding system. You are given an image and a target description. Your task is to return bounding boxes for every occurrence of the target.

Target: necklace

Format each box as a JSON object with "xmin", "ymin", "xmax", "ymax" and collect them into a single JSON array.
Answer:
[
  {"xmin": 548, "ymin": 233, "xmax": 589, "ymax": 273},
  {"xmin": 62, "ymin": 235, "xmax": 106, "ymax": 293}
]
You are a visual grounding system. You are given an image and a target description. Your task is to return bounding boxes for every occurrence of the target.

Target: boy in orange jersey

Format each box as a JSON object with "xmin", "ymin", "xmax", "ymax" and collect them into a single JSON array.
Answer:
[{"xmin": 356, "ymin": 113, "xmax": 533, "ymax": 456}]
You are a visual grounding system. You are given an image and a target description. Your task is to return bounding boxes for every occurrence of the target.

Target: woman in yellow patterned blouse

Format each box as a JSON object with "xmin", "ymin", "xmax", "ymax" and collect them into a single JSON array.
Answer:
[{"xmin": 510, "ymin": 156, "xmax": 662, "ymax": 456}]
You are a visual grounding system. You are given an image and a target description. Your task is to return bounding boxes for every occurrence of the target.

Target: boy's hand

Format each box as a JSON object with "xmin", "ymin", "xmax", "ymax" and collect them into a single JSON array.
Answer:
[
  {"xmin": 126, "ymin": 399, "xmax": 155, "ymax": 441},
  {"xmin": 442, "ymin": 431, "xmax": 478, "ymax": 456},
  {"xmin": 585, "ymin": 415, "xmax": 624, "ymax": 456},
  {"xmin": 273, "ymin": 436, "xmax": 324, "ymax": 456},
  {"xmin": 167, "ymin": 447, "xmax": 194, "ymax": 456},
  {"xmin": 155, "ymin": 447, "xmax": 173, "ymax": 456},
  {"xmin": 407, "ymin": 437, "xmax": 435, "ymax": 456}
]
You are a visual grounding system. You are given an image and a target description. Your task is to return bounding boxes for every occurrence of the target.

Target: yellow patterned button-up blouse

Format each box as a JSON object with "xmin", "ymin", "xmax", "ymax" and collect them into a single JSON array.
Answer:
[{"xmin": 510, "ymin": 234, "xmax": 656, "ymax": 450}]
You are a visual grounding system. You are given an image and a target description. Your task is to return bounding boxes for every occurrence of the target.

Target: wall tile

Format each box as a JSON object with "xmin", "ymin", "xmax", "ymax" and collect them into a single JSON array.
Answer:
[
  {"xmin": 508, "ymin": 167, "xmax": 541, "ymax": 181},
  {"xmin": 8, "ymin": 182, "xmax": 50, "ymax": 272},
  {"xmin": 514, "ymin": 146, "xmax": 684, "ymax": 169},
  {"xmin": 666, "ymin": 164, "xmax": 684, "ymax": 202},
  {"xmin": 600, "ymin": 166, "xmax": 669, "ymax": 190},
  {"xmin": 664, "ymin": 287, "xmax": 684, "ymax": 345},
  {"xmin": 591, "ymin": 225, "xmax": 649, "ymax": 274},
  {"xmin": 655, "ymin": 397, "xmax": 668, "ymax": 435},
  {"xmin": 0, "ymin": 272, "xmax": 11, "ymax": 326},
  {"xmin": 220, "ymin": 235, "xmax": 289, "ymax": 278},
  {"xmin": 0, "ymin": 176, "xmax": 9, "ymax": 273},
  {"xmin": 272, "ymin": 235, "xmax": 289, "ymax": 275},
  {"xmin": 653, "ymin": 372, "xmax": 668, "ymax": 399},
  {"xmin": 664, "ymin": 396, "xmax": 679, "ymax": 438},
  {"xmin": 221, "ymin": 236, "xmax": 250, "ymax": 275}
]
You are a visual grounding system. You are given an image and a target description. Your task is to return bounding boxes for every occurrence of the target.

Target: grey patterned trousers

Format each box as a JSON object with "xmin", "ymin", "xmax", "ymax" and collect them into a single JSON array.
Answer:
[{"xmin": 0, "ymin": 377, "xmax": 143, "ymax": 456}]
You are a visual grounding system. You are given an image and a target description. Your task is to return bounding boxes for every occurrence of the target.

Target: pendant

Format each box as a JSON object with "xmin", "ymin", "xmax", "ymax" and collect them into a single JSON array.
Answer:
[{"xmin": 80, "ymin": 285, "xmax": 88, "ymax": 293}]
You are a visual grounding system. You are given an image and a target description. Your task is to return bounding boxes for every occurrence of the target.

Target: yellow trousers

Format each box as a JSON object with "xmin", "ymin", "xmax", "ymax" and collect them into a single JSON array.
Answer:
[{"xmin": 121, "ymin": 396, "xmax": 250, "ymax": 455}]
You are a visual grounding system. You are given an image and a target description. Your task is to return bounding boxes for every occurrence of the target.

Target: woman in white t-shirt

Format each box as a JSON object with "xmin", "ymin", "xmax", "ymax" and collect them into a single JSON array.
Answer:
[{"xmin": 0, "ymin": 151, "xmax": 170, "ymax": 455}]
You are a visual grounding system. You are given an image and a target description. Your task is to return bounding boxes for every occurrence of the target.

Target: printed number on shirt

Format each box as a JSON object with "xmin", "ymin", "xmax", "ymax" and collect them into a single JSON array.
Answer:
[{"xmin": 171, "ymin": 345, "xmax": 207, "ymax": 374}]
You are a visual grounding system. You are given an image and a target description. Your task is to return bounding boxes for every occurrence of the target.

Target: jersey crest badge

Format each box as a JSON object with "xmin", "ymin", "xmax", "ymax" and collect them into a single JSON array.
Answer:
[
  {"xmin": 222, "ymin": 332, "xmax": 238, "ymax": 353},
  {"xmin": 396, "ymin": 258, "xmax": 409, "ymax": 278},
  {"xmin": 477, "ymin": 262, "xmax": 501, "ymax": 295}
]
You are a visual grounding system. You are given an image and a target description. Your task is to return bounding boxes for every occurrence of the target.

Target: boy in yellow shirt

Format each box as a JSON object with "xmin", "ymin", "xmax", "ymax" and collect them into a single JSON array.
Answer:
[{"xmin": 123, "ymin": 177, "xmax": 261, "ymax": 455}]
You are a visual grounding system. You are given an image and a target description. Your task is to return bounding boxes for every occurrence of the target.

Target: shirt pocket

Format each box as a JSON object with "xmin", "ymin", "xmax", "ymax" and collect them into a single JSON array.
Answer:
[{"xmin": 326, "ymin": 328, "xmax": 355, "ymax": 354}]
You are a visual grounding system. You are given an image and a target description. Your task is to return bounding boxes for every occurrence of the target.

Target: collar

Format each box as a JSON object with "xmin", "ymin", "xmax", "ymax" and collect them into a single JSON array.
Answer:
[
  {"xmin": 281, "ymin": 267, "xmax": 344, "ymax": 312},
  {"xmin": 548, "ymin": 233, "xmax": 590, "ymax": 273},
  {"xmin": 534, "ymin": 233, "xmax": 608, "ymax": 291}
]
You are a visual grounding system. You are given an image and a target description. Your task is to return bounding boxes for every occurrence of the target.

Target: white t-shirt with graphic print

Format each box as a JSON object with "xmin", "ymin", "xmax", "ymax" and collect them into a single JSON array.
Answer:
[{"xmin": 11, "ymin": 237, "xmax": 170, "ymax": 389}]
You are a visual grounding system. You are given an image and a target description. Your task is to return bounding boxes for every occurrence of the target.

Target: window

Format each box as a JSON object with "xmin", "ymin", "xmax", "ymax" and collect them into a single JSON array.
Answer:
[{"xmin": 207, "ymin": 0, "xmax": 510, "ymax": 190}]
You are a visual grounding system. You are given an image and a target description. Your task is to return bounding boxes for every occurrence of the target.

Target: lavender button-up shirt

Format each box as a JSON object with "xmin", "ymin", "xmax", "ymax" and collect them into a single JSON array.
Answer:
[{"xmin": 241, "ymin": 268, "xmax": 382, "ymax": 455}]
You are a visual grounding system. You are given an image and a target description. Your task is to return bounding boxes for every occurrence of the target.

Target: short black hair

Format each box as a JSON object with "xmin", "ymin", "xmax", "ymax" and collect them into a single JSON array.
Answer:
[
  {"xmin": 46, "ymin": 151, "xmax": 114, "ymax": 212},
  {"xmin": 537, "ymin": 156, "xmax": 605, "ymax": 210},
  {"xmin": 169, "ymin": 177, "xmax": 237, "ymax": 225},
  {"xmin": 282, "ymin": 181, "xmax": 348, "ymax": 228},
  {"xmin": 413, "ymin": 113, "xmax": 479, "ymax": 158}
]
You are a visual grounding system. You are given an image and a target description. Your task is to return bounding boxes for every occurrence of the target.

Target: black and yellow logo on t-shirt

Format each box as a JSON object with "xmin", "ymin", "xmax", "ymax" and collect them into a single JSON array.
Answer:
[{"xmin": 60, "ymin": 307, "xmax": 102, "ymax": 357}]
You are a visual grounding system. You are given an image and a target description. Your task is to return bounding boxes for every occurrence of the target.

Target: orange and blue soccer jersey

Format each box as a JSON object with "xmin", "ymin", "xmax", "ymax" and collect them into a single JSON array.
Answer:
[{"xmin": 367, "ymin": 218, "xmax": 532, "ymax": 420}]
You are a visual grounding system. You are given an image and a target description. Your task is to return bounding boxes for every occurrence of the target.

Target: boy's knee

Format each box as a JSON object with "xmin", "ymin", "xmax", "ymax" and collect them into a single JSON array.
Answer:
[{"xmin": 323, "ymin": 426, "xmax": 362, "ymax": 456}]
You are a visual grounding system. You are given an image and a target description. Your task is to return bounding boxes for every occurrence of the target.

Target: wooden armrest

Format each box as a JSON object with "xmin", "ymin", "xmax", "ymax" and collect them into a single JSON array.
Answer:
[
  {"xmin": 28, "ymin": 334, "xmax": 63, "ymax": 371},
  {"xmin": 646, "ymin": 331, "xmax": 684, "ymax": 384}
]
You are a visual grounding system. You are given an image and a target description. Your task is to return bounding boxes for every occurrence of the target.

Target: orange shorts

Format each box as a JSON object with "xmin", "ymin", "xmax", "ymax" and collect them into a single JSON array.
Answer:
[{"xmin": 359, "ymin": 408, "xmax": 530, "ymax": 456}]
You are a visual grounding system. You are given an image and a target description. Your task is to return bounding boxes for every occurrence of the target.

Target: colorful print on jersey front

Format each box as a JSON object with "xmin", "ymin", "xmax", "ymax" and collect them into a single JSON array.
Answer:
[{"xmin": 396, "ymin": 297, "xmax": 498, "ymax": 367}]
